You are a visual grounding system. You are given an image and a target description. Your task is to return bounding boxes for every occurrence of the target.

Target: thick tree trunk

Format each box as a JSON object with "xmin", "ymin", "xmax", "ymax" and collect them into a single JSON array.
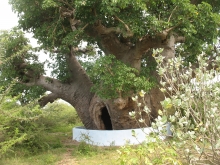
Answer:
[
  {"xmin": 30, "ymin": 31, "xmax": 181, "ymax": 130},
  {"xmin": 88, "ymin": 88, "xmax": 165, "ymax": 130}
]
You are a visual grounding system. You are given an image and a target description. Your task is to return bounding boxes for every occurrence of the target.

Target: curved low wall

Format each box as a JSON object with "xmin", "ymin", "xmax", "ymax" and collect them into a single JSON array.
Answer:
[{"xmin": 73, "ymin": 126, "xmax": 159, "ymax": 146}]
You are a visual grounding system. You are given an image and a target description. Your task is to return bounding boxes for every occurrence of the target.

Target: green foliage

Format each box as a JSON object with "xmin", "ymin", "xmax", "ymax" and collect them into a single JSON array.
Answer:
[
  {"xmin": 0, "ymin": 29, "xmax": 46, "ymax": 103},
  {"xmin": 41, "ymin": 101, "xmax": 82, "ymax": 132},
  {"xmin": 126, "ymin": 50, "xmax": 220, "ymax": 164},
  {"xmin": 0, "ymin": 95, "xmax": 47, "ymax": 157},
  {"xmin": 71, "ymin": 133, "xmax": 99, "ymax": 157},
  {"xmin": 74, "ymin": 141, "xmax": 98, "ymax": 157},
  {"xmin": 42, "ymin": 0, "xmax": 59, "ymax": 9},
  {"xmin": 1, "ymin": 99, "xmax": 50, "ymax": 155},
  {"xmin": 0, "ymin": 80, "xmax": 79, "ymax": 157},
  {"xmin": 4, "ymin": 0, "xmax": 220, "ymax": 105},
  {"xmin": 48, "ymin": 53, "xmax": 73, "ymax": 83},
  {"xmin": 153, "ymin": 52, "xmax": 220, "ymax": 164},
  {"xmin": 0, "ymin": 96, "xmax": 82, "ymax": 158},
  {"xmin": 9, "ymin": 0, "xmax": 220, "ymax": 53},
  {"xmin": 118, "ymin": 138, "xmax": 181, "ymax": 165},
  {"xmin": 88, "ymin": 55, "xmax": 154, "ymax": 99}
]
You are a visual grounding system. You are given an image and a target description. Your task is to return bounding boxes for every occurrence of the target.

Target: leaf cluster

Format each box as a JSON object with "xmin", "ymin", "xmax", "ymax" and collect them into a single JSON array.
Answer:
[
  {"xmin": 0, "ymin": 29, "xmax": 46, "ymax": 102},
  {"xmin": 117, "ymin": 137, "xmax": 181, "ymax": 165},
  {"xmin": 88, "ymin": 55, "xmax": 154, "ymax": 99}
]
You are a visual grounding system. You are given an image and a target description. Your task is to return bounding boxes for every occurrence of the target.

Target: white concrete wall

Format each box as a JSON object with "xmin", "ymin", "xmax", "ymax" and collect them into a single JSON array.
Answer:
[{"xmin": 73, "ymin": 126, "xmax": 157, "ymax": 146}]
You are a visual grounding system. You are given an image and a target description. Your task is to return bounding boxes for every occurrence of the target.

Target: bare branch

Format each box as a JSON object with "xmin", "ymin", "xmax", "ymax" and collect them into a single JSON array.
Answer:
[
  {"xmin": 38, "ymin": 93, "xmax": 59, "ymax": 107},
  {"xmin": 96, "ymin": 24, "xmax": 122, "ymax": 35},
  {"xmin": 95, "ymin": 20, "xmax": 133, "ymax": 38},
  {"xmin": 168, "ymin": 6, "xmax": 178, "ymax": 22},
  {"xmin": 59, "ymin": 6, "xmax": 74, "ymax": 18},
  {"xmin": 114, "ymin": 16, "xmax": 134, "ymax": 37},
  {"xmin": 158, "ymin": 23, "xmax": 181, "ymax": 40},
  {"xmin": 72, "ymin": 47, "xmax": 93, "ymax": 54},
  {"xmin": 175, "ymin": 36, "xmax": 185, "ymax": 43}
]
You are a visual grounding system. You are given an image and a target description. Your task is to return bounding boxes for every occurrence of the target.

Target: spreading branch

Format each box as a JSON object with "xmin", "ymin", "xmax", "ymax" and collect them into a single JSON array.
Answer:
[
  {"xmin": 88, "ymin": 24, "xmax": 131, "ymax": 57},
  {"xmin": 38, "ymin": 93, "xmax": 59, "ymax": 107},
  {"xmin": 95, "ymin": 24, "xmax": 123, "ymax": 35}
]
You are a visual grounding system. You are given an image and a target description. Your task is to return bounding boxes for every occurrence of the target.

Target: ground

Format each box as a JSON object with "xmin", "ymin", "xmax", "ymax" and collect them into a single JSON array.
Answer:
[
  {"xmin": 57, "ymin": 138, "xmax": 79, "ymax": 165},
  {"xmin": 57, "ymin": 149, "xmax": 78, "ymax": 165}
]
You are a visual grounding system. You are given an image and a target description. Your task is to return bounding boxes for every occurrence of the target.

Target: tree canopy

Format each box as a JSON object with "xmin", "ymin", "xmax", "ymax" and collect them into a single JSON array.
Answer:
[
  {"xmin": 1, "ymin": 0, "xmax": 220, "ymax": 100},
  {"xmin": 9, "ymin": 0, "xmax": 220, "ymax": 52},
  {"xmin": 5, "ymin": 0, "xmax": 220, "ymax": 87}
]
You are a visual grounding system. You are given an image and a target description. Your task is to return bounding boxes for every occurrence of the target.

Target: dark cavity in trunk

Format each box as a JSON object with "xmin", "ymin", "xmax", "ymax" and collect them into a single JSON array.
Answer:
[{"xmin": 101, "ymin": 107, "xmax": 112, "ymax": 130}]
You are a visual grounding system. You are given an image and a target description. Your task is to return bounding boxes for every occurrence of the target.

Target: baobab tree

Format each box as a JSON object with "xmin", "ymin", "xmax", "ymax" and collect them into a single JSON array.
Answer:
[{"xmin": 1, "ymin": 0, "xmax": 220, "ymax": 130}]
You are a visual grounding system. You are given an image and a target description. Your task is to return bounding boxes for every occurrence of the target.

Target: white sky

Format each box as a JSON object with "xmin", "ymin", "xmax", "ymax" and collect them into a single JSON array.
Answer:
[
  {"xmin": 0, "ymin": 0, "xmax": 52, "ymax": 75},
  {"xmin": 0, "ymin": 0, "xmax": 18, "ymax": 30},
  {"xmin": 0, "ymin": 0, "xmax": 39, "ymax": 46}
]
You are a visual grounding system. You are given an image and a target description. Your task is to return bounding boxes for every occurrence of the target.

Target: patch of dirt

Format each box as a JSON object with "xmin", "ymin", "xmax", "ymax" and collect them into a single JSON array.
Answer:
[
  {"xmin": 56, "ymin": 149, "xmax": 79, "ymax": 165},
  {"xmin": 56, "ymin": 134, "xmax": 80, "ymax": 165}
]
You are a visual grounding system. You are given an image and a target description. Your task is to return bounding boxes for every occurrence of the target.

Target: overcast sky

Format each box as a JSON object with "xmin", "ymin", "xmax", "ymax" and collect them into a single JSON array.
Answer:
[
  {"xmin": 0, "ymin": 0, "xmax": 52, "ymax": 75},
  {"xmin": 0, "ymin": 0, "xmax": 40, "ymax": 47},
  {"xmin": 0, "ymin": 0, "xmax": 18, "ymax": 30}
]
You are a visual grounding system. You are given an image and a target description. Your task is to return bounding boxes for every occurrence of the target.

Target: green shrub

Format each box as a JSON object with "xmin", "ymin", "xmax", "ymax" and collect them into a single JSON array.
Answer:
[
  {"xmin": 120, "ymin": 49, "xmax": 220, "ymax": 164},
  {"xmin": 40, "ymin": 101, "xmax": 82, "ymax": 132},
  {"xmin": 118, "ymin": 137, "xmax": 181, "ymax": 165},
  {"xmin": 154, "ymin": 50, "xmax": 220, "ymax": 164},
  {"xmin": 0, "ymin": 96, "xmax": 50, "ymax": 157},
  {"xmin": 72, "ymin": 134, "xmax": 98, "ymax": 157},
  {"xmin": 88, "ymin": 55, "xmax": 154, "ymax": 99}
]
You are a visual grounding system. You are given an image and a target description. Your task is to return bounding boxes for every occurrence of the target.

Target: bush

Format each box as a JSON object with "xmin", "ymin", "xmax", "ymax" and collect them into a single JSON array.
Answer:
[
  {"xmin": 72, "ymin": 133, "xmax": 98, "ymax": 157},
  {"xmin": 118, "ymin": 50, "xmax": 220, "ymax": 164},
  {"xmin": 118, "ymin": 137, "xmax": 181, "ymax": 165},
  {"xmin": 154, "ymin": 50, "xmax": 220, "ymax": 164},
  {"xmin": 0, "ymin": 95, "xmax": 49, "ymax": 157},
  {"xmin": 40, "ymin": 101, "xmax": 82, "ymax": 132}
]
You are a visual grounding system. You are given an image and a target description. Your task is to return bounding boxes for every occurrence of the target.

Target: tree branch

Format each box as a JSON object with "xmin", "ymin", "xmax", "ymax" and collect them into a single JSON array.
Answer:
[
  {"xmin": 114, "ymin": 15, "xmax": 134, "ymax": 37},
  {"xmin": 168, "ymin": 6, "xmax": 178, "ymax": 22},
  {"xmin": 58, "ymin": 0, "xmax": 74, "ymax": 10},
  {"xmin": 95, "ymin": 21, "xmax": 133, "ymax": 38},
  {"xmin": 175, "ymin": 36, "xmax": 185, "ymax": 43},
  {"xmin": 72, "ymin": 47, "xmax": 93, "ymax": 54},
  {"xmin": 158, "ymin": 23, "xmax": 181, "ymax": 40},
  {"xmin": 95, "ymin": 24, "xmax": 122, "ymax": 35},
  {"xmin": 84, "ymin": 25, "xmax": 130, "ymax": 58},
  {"xmin": 38, "ymin": 93, "xmax": 59, "ymax": 107}
]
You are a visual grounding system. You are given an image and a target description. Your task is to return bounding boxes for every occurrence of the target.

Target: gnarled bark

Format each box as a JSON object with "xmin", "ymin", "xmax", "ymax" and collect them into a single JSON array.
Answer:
[
  {"xmin": 24, "ymin": 33, "xmax": 180, "ymax": 130},
  {"xmin": 18, "ymin": 17, "xmax": 184, "ymax": 130}
]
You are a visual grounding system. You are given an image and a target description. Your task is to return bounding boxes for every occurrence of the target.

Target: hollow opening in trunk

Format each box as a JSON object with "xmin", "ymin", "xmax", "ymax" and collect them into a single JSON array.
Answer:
[{"xmin": 101, "ymin": 107, "xmax": 112, "ymax": 130}]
